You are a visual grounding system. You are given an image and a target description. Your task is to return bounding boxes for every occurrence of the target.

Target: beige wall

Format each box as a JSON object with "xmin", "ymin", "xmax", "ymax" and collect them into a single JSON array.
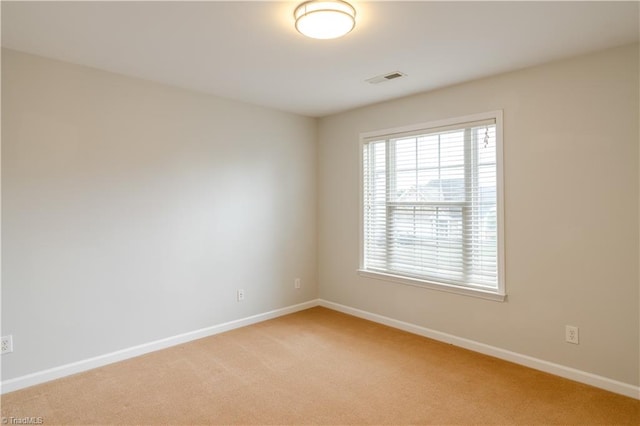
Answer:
[
  {"xmin": 2, "ymin": 44, "xmax": 639, "ymax": 389},
  {"xmin": 1, "ymin": 49, "xmax": 317, "ymax": 380},
  {"xmin": 318, "ymin": 44, "xmax": 640, "ymax": 386}
]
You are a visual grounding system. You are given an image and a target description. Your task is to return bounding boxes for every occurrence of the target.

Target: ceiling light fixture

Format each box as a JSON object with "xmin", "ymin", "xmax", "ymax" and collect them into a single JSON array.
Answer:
[{"xmin": 294, "ymin": 0, "xmax": 356, "ymax": 40}]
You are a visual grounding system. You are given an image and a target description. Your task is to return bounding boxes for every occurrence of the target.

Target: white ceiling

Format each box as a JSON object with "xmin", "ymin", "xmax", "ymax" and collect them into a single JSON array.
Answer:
[{"xmin": 2, "ymin": 1, "xmax": 638, "ymax": 117}]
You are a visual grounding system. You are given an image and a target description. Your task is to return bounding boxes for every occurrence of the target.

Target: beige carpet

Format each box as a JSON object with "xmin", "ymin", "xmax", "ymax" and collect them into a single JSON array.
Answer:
[{"xmin": 1, "ymin": 307, "xmax": 638, "ymax": 424}]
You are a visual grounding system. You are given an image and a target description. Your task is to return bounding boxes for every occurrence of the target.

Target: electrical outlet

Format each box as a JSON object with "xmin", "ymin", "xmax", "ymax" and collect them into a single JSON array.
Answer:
[
  {"xmin": 565, "ymin": 325, "xmax": 579, "ymax": 344},
  {"xmin": 1, "ymin": 335, "xmax": 13, "ymax": 354},
  {"xmin": 294, "ymin": 278, "xmax": 301, "ymax": 289},
  {"xmin": 237, "ymin": 289, "xmax": 245, "ymax": 302}
]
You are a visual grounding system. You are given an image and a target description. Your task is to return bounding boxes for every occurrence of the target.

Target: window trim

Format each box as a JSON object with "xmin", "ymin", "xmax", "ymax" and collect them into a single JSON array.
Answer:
[{"xmin": 358, "ymin": 111, "xmax": 506, "ymax": 302}]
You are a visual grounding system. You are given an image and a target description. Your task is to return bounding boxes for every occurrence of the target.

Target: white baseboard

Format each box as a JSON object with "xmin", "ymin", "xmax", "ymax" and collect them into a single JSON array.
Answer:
[
  {"xmin": 4, "ymin": 298, "xmax": 638, "ymax": 400},
  {"xmin": 318, "ymin": 299, "xmax": 640, "ymax": 400},
  {"xmin": 1, "ymin": 299, "xmax": 320, "ymax": 394}
]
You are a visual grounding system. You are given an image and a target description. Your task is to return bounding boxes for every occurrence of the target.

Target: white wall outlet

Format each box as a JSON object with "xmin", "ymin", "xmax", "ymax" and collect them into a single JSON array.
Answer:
[
  {"xmin": 294, "ymin": 278, "xmax": 301, "ymax": 289},
  {"xmin": 1, "ymin": 335, "xmax": 13, "ymax": 354},
  {"xmin": 565, "ymin": 325, "xmax": 579, "ymax": 344},
  {"xmin": 237, "ymin": 289, "xmax": 245, "ymax": 302}
]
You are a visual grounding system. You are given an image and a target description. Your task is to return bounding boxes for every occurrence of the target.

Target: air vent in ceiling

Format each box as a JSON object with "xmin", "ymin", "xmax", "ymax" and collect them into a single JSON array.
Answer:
[{"xmin": 366, "ymin": 71, "xmax": 407, "ymax": 84}]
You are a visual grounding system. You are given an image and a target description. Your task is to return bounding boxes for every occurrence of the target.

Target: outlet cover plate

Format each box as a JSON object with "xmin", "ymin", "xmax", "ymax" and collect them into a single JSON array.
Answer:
[
  {"xmin": 1, "ymin": 335, "xmax": 13, "ymax": 354},
  {"xmin": 565, "ymin": 325, "xmax": 579, "ymax": 344}
]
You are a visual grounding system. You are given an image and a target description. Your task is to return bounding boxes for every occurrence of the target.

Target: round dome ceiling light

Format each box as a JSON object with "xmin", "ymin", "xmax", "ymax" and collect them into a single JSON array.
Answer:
[{"xmin": 294, "ymin": 0, "xmax": 356, "ymax": 40}]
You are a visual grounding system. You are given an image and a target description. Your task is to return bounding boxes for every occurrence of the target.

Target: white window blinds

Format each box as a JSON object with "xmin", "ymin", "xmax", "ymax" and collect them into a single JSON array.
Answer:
[{"xmin": 361, "ymin": 114, "xmax": 503, "ymax": 296}]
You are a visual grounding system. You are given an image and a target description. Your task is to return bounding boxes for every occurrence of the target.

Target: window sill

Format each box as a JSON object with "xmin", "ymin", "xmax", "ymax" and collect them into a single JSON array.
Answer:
[{"xmin": 357, "ymin": 270, "xmax": 506, "ymax": 302}]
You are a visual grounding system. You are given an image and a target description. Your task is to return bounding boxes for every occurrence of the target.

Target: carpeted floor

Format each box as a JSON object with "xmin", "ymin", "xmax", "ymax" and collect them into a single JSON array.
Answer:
[{"xmin": 1, "ymin": 307, "xmax": 638, "ymax": 424}]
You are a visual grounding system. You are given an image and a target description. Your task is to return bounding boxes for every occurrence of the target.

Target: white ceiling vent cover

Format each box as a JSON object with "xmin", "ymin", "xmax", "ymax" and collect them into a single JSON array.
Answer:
[{"xmin": 366, "ymin": 71, "xmax": 407, "ymax": 84}]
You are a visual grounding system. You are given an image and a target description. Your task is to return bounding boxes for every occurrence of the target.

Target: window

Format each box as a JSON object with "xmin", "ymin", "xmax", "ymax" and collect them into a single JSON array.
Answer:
[{"xmin": 359, "ymin": 111, "xmax": 505, "ymax": 301}]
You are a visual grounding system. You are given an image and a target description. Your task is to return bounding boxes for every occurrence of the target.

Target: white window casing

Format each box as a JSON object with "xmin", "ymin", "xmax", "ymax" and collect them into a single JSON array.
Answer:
[{"xmin": 359, "ymin": 111, "xmax": 505, "ymax": 301}]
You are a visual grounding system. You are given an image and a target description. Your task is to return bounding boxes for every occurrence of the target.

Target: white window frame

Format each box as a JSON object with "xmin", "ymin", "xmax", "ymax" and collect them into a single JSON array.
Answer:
[{"xmin": 358, "ymin": 111, "xmax": 506, "ymax": 302}]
